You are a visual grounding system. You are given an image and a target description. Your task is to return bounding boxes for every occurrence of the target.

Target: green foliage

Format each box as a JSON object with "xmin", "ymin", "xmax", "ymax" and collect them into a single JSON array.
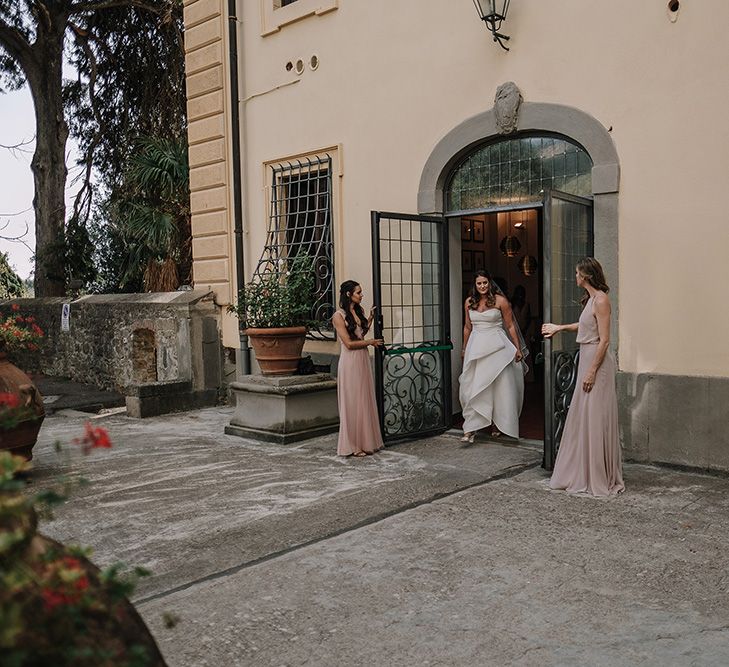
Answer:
[
  {"xmin": 0, "ymin": 253, "xmax": 24, "ymax": 300},
  {"xmin": 229, "ymin": 255, "xmax": 317, "ymax": 329},
  {"xmin": 0, "ymin": 1, "xmax": 186, "ymax": 296},
  {"xmin": 64, "ymin": 218, "xmax": 98, "ymax": 292},
  {"xmin": 64, "ymin": 3, "xmax": 187, "ymax": 193},
  {"xmin": 108, "ymin": 136, "xmax": 191, "ymax": 290}
]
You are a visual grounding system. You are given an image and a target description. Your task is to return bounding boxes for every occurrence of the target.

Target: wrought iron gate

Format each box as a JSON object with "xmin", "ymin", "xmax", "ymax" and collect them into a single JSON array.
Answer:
[
  {"xmin": 371, "ymin": 212, "xmax": 452, "ymax": 442},
  {"xmin": 543, "ymin": 191, "xmax": 594, "ymax": 469}
]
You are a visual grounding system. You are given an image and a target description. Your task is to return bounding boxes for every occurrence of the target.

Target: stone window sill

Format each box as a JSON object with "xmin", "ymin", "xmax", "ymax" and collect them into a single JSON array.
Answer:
[{"xmin": 260, "ymin": 0, "xmax": 338, "ymax": 36}]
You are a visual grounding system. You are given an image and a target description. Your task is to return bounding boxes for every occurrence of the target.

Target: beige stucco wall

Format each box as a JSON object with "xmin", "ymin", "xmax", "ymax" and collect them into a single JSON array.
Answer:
[
  {"xmin": 191, "ymin": 0, "xmax": 729, "ymax": 376},
  {"xmin": 183, "ymin": 0, "xmax": 240, "ymax": 344}
]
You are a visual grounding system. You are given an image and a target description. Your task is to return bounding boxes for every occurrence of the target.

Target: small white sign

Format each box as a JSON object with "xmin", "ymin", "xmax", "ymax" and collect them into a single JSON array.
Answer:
[{"xmin": 61, "ymin": 303, "xmax": 71, "ymax": 332}]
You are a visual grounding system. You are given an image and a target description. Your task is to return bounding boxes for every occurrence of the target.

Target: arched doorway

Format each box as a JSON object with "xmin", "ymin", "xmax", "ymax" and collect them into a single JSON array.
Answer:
[
  {"xmin": 371, "ymin": 99, "xmax": 619, "ymax": 468},
  {"xmin": 417, "ymin": 100, "xmax": 619, "ymax": 312},
  {"xmin": 444, "ymin": 134, "xmax": 594, "ymax": 466}
]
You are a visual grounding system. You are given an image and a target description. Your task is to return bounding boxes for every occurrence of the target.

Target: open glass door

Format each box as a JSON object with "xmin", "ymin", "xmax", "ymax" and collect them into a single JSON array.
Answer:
[
  {"xmin": 371, "ymin": 211, "xmax": 452, "ymax": 442},
  {"xmin": 543, "ymin": 191, "xmax": 594, "ymax": 469}
]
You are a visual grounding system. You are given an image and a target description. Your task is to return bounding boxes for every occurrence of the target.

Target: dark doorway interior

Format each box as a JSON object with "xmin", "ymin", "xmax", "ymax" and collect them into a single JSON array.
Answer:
[{"xmin": 459, "ymin": 209, "xmax": 544, "ymax": 440}]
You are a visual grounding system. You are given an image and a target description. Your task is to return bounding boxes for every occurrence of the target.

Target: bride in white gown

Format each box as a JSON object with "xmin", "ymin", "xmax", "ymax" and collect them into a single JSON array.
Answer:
[{"xmin": 459, "ymin": 271, "xmax": 526, "ymax": 443}]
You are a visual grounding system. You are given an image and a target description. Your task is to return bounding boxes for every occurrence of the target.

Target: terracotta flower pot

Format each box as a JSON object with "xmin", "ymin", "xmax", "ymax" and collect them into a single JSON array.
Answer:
[
  {"xmin": 1, "ymin": 520, "xmax": 167, "ymax": 666},
  {"xmin": 246, "ymin": 326, "xmax": 307, "ymax": 376},
  {"xmin": 0, "ymin": 352, "xmax": 45, "ymax": 461}
]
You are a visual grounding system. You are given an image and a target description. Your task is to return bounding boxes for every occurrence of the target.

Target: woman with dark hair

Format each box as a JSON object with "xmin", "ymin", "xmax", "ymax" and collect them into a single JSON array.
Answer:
[
  {"xmin": 458, "ymin": 270, "xmax": 525, "ymax": 443},
  {"xmin": 542, "ymin": 257, "xmax": 624, "ymax": 496},
  {"xmin": 331, "ymin": 280, "xmax": 384, "ymax": 457}
]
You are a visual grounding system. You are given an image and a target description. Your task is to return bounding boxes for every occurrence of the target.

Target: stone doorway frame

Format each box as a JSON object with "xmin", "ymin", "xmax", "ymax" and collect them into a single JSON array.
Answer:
[{"xmin": 417, "ymin": 101, "xmax": 621, "ymax": 342}]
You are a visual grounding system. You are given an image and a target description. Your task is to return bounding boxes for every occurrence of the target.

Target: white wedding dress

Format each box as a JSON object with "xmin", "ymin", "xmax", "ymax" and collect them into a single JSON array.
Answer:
[{"xmin": 459, "ymin": 308, "xmax": 524, "ymax": 438}]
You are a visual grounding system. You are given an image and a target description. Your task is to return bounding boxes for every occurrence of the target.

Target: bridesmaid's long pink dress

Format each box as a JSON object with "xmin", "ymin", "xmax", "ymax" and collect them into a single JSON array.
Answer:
[
  {"xmin": 334, "ymin": 310, "xmax": 384, "ymax": 456},
  {"xmin": 549, "ymin": 296, "xmax": 625, "ymax": 496}
]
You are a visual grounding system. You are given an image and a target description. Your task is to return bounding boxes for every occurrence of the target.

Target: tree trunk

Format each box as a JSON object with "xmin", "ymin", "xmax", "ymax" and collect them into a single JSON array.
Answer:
[{"xmin": 26, "ymin": 24, "xmax": 68, "ymax": 297}]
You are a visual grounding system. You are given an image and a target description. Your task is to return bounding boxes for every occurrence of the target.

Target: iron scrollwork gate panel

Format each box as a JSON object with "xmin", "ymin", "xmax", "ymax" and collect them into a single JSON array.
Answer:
[
  {"xmin": 552, "ymin": 349, "xmax": 580, "ymax": 447},
  {"xmin": 543, "ymin": 191, "xmax": 594, "ymax": 469},
  {"xmin": 371, "ymin": 211, "xmax": 452, "ymax": 442}
]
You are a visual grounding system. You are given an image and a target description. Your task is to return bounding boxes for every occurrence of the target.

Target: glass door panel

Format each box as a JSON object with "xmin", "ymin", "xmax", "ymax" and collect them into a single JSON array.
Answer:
[{"xmin": 543, "ymin": 191, "xmax": 594, "ymax": 469}]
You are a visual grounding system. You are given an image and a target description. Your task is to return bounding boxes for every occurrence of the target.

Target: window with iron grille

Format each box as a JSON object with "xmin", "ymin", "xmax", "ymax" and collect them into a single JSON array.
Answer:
[{"xmin": 255, "ymin": 155, "xmax": 335, "ymax": 340}]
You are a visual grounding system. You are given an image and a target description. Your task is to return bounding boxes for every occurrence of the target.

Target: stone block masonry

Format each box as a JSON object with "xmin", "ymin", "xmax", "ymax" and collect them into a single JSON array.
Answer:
[{"xmin": 2, "ymin": 292, "xmax": 223, "ymax": 397}]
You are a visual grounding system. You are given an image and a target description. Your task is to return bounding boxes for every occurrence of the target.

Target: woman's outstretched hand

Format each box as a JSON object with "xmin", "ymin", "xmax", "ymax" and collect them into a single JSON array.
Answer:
[
  {"xmin": 541, "ymin": 323, "xmax": 558, "ymax": 338},
  {"xmin": 370, "ymin": 338, "xmax": 384, "ymax": 348}
]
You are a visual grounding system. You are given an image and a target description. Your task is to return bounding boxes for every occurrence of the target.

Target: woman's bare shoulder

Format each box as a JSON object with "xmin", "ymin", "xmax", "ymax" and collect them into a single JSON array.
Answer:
[
  {"xmin": 495, "ymin": 293, "xmax": 509, "ymax": 307},
  {"xmin": 593, "ymin": 291, "xmax": 611, "ymax": 311}
]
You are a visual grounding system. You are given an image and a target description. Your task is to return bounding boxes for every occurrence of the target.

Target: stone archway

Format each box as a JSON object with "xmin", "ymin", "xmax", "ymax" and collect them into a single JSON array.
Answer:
[{"xmin": 417, "ymin": 100, "xmax": 620, "ymax": 315}]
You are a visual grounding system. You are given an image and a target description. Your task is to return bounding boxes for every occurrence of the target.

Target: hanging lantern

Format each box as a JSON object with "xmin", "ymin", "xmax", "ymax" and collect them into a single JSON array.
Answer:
[
  {"xmin": 499, "ymin": 235, "xmax": 521, "ymax": 257},
  {"xmin": 472, "ymin": 0, "xmax": 512, "ymax": 51},
  {"xmin": 518, "ymin": 254, "xmax": 538, "ymax": 276}
]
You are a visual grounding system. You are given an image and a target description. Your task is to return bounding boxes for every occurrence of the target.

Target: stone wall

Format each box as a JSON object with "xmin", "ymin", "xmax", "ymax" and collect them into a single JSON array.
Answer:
[{"xmin": 2, "ymin": 291, "xmax": 222, "ymax": 393}]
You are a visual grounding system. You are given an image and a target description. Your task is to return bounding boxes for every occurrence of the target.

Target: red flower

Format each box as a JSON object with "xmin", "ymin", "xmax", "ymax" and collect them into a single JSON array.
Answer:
[
  {"xmin": 73, "ymin": 422, "xmax": 113, "ymax": 453},
  {"xmin": 87, "ymin": 423, "xmax": 112, "ymax": 449},
  {"xmin": 0, "ymin": 392, "xmax": 20, "ymax": 409},
  {"xmin": 11, "ymin": 304, "xmax": 20, "ymax": 312},
  {"xmin": 31, "ymin": 323, "xmax": 43, "ymax": 336},
  {"xmin": 62, "ymin": 556, "xmax": 82, "ymax": 570},
  {"xmin": 74, "ymin": 575, "xmax": 90, "ymax": 592},
  {"xmin": 41, "ymin": 588, "xmax": 70, "ymax": 611}
]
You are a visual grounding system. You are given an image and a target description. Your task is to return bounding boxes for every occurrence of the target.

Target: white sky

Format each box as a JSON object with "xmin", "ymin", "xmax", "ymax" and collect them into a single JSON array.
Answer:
[{"xmin": 0, "ymin": 83, "xmax": 82, "ymax": 281}]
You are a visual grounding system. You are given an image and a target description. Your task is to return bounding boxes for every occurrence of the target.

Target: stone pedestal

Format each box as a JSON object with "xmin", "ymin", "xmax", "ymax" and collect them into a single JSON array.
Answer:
[{"xmin": 225, "ymin": 373, "xmax": 339, "ymax": 444}]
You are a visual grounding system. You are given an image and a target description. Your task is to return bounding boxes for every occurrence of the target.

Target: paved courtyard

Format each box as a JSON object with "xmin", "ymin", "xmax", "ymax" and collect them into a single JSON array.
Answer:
[{"xmin": 31, "ymin": 407, "xmax": 729, "ymax": 666}]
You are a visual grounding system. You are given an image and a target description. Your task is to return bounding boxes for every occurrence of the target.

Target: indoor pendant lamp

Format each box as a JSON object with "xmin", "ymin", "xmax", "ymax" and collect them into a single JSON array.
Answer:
[
  {"xmin": 516, "ymin": 210, "xmax": 538, "ymax": 276},
  {"xmin": 499, "ymin": 212, "xmax": 521, "ymax": 257}
]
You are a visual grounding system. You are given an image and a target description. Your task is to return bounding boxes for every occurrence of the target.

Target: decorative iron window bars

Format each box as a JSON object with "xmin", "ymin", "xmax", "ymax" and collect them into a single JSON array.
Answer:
[{"xmin": 254, "ymin": 155, "xmax": 335, "ymax": 339}]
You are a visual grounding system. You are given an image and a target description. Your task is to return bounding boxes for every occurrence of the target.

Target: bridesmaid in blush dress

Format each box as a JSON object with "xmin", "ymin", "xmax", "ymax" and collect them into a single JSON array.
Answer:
[
  {"xmin": 332, "ymin": 280, "xmax": 384, "ymax": 457},
  {"xmin": 542, "ymin": 257, "xmax": 625, "ymax": 496}
]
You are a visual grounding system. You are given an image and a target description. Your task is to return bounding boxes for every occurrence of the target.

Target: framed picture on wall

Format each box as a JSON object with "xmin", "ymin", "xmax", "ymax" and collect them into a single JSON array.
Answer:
[
  {"xmin": 474, "ymin": 250, "xmax": 485, "ymax": 271},
  {"xmin": 473, "ymin": 219, "xmax": 484, "ymax": 242},
  {"xmin": 462, "ymin": 251, "xmax": 473, "ymax": 272},
  {"xmin": 461, "ymin": 219, "xmax": 472, "ymax": 242}
]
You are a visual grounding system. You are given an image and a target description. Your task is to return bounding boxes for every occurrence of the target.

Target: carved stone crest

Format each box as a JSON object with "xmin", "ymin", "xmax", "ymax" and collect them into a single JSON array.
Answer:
[{"xmin": 494, "ymin": 82, "xmax": 523, "ymax": 135}]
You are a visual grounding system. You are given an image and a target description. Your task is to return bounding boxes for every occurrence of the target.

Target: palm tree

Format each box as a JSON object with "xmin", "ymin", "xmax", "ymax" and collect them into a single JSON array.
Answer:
[{"xmin": 114, "ymin": 136, "xmax": 191, "ymax": 292}]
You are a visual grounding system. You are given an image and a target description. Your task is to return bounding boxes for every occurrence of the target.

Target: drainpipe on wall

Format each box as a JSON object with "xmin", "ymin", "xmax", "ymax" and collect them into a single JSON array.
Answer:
[{"xmin": 228, "ymin": 0, "xmax": 250, "ymax": 375}]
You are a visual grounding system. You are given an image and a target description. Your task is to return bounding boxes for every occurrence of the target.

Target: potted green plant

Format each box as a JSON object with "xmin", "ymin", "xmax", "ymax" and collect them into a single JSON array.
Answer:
[
  {"xmin": 228, "ymin": 255, "xmax": 316, "ymax": 376},
  {"xmin": 0, "ymin": 304, "xmax": 45, "ymax": 460}
]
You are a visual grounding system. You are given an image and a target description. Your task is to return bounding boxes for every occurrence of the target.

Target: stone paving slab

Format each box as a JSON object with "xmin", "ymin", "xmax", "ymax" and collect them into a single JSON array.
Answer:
[
  {"xmin": 138, "ymin": 464, "xmax": 729, "ymax": 667},
  {"xmin": 30, "ymin": 407, "xmax": 729, "ymax": 666},
  {"xmin": 30, "ymin": 408, "xmax": 539, "ymax": 601},
  {"xmin": 34, "ymin": 374, "xmax": 125, "ymax": 414}
]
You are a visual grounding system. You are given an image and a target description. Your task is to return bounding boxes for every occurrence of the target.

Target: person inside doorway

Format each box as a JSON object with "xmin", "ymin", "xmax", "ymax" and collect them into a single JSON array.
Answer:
[
  {"xmin": 459, "ymin": 270, "xmax": 525, "ymax": 443},
  {"xmin": 511, "ymin": 284, "xmax": 532, "ymax": 341}
]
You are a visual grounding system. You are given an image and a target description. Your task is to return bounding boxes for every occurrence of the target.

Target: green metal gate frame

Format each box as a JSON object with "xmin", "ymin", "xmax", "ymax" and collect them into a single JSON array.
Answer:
[{"xmin": 371, "ymin": 211, "xmax": 452, "ymax": 442}]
